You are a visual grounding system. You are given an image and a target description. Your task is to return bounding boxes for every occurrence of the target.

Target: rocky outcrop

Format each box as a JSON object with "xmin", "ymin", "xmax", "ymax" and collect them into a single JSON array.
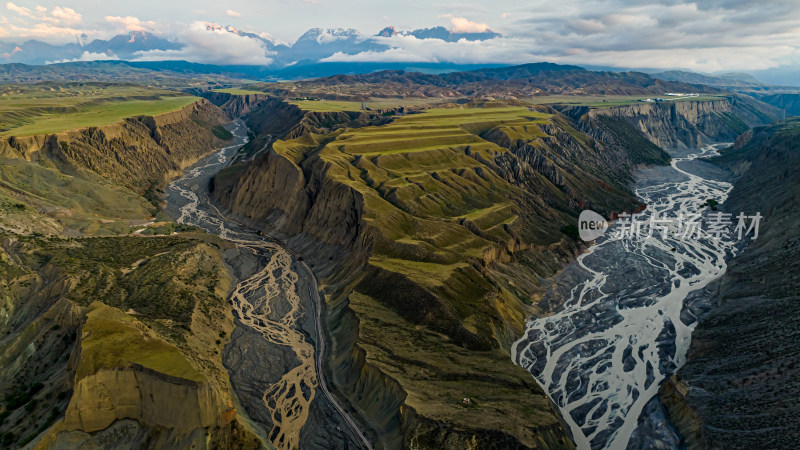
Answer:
[
  {"xmin": 0, "ymin": 99, "xmax": 231, "ymax": 192},
  {"xmin": 202, "ymin": 91, "xmax": 274, "ymax": 118},
  {"xmin": 664, "ymin": 119, "xmax": 800, "ymax": 448}
]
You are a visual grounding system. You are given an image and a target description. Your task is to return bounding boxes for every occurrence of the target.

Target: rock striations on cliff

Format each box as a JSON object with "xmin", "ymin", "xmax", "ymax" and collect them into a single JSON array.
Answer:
[
  {"xmin": 661, "ymin": 119, "xmax": 800, "ymax": 449},
  {"xmin": 0, "ymin": 99, "xmax": 231, "ymax": 193}
]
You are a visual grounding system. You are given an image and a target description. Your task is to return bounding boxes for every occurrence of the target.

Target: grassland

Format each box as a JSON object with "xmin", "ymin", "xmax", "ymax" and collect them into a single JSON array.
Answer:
[
  {"xmin": 78, "ymin": 302, "xmax": 205, "ymax": 381},
  {"xmin": 0, "ymin": 156, "xmax": 154, "ymax": 235},
  {"xmin": 0, "ymin": 83, "xmax": 199, "ymax": 137}
]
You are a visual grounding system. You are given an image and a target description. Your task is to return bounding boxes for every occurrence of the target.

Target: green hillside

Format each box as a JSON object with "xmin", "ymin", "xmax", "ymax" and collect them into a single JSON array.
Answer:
[{"xmin": 0, "ymin": 83, "xmax": 198, "ymax": 137}]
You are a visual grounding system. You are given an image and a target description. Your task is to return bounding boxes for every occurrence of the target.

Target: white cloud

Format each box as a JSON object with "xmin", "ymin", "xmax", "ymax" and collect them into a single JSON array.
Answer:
[
  {"xmin": 47, "ymin": 50, "xmax": 118, "ymax": 64},
  {"xmin": 6, "ymin": 2, "xmax": 34, "ymax": 18},
  {"xmin": 2, "ymin": 2, "xmax": 87, "ymax": 42},
  {"xmin": 317, "ymin": 0, "xmax": 800, "ymax": 72},
  {"xmin": 321, "ymin": 27, "xmax": 800, "ymax": 73},
  {"xmin": 450, "ymin": 17, "xmax": 489, "ymax": 33},
  {"xmin": 0, "ymin": 14, "xmax": 84, "ymax": 42},
  {"xmin": 105, "ymin": 15, "xmax": 155, "ymax": 32},
  {"xmin": 133, "ymin": 21, "xmax": 273, "ymax": 65},
  {"xmin": 322, "ymin": 35, "xmax": 540, "ymax": 64},
  {"xmin": 50, "ymin": 6, "xmax": 81, "ymax": 24},
  {"xmin": 226, "ymin": 9, "xmax": 241, "ymax": 18}
]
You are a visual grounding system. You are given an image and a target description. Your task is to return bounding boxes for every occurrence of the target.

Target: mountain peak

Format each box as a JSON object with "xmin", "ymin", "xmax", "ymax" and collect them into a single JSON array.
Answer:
[
  {"xmin": 296, "ymin": 27, "xmax": 362, "ymax": 45},
  {"xmin": 377, "ymin": 26, "xmax": 397, "ymax": 37},
  {"xmin": 374, "ymin": 25, "xmax": 501, "ymax": 42}
]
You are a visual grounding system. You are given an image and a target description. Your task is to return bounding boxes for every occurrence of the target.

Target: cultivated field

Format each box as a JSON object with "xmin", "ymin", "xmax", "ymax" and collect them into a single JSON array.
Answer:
[{"xmin": 0, "ymin": 83, "xmax": 199, "ymax": 137}]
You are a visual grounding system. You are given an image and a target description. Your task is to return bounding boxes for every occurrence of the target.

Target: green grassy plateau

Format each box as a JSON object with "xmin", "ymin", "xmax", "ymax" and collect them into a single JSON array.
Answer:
[{"xmin": 0, "ymin": 83, "xmax": 198, "ymax": 137}]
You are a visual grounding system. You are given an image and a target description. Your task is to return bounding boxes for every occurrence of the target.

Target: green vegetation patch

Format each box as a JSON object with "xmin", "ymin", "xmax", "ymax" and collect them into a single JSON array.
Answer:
[
  {"xmin": 36, "ymin": 236, "xmax": 226, "ymax": 327},
  {"xmin": 0, "ymin": 157, "xmax": 153, "ymax": 234},
  {"xmin": 288, "ymin": 99, "xmax": 364, "ymax": 112},
  {"xmin": 0, "ymin": 83, "xmax": 199, "ymax": 137},
  {"xmin": 210, "ymin": 124, "xmax": 234, "ymax": 140},
  {"xmin": 77, "ymin": 302, "xmax": 205, "ymax": 381}
]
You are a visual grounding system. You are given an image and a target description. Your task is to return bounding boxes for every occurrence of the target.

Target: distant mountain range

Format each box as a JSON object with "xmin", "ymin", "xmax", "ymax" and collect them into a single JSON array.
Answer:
[
  {"xmin": 0, "ymin": 31, "xmax": 182, "ymax": 65},
  {"xmin": 247, "ymin": 62, "xmax": 721, "ymax": 99},
  {"xmin": 0, "ymin": 25, "xmax": 502, "ymax": 67}
]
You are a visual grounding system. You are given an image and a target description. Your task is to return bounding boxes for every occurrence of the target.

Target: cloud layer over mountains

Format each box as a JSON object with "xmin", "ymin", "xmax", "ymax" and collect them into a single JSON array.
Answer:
[{"xmin": 1, "ymin": 0, "xmax": 799, "ymax": 73}]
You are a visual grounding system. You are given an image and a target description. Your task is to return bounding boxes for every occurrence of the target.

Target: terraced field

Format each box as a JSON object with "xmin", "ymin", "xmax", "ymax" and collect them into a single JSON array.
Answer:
[
  {"xmin": 283, "ymin": 106, "xmax": 553, "ymax": 246},
  {"xmin": 0, "ymin": 83, "xmax": 198, "ymax": 137},
  {"xmin": 269, "ymin": 106, "xmax": 569, "ymax": 326}
]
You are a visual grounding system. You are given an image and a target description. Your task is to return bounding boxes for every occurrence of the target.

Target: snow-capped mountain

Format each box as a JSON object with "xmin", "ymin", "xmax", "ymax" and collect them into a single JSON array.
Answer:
[
  {"xmin": 376, "ymin": 25, "xmax": 501, "ymax": 42},
  {"xmin": 204, "ymin": 23, "xmax": 290, "ymax": 50}
]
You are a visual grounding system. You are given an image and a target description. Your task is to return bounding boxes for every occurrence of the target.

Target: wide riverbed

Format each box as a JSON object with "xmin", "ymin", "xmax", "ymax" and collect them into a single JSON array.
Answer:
[
  {"xmin": 162, "ymin": 121, "xmax": 371, "ymax": 450},
  {"xmin": 513, "ymin": 145, "xmax": 738, "ymax": 449}
]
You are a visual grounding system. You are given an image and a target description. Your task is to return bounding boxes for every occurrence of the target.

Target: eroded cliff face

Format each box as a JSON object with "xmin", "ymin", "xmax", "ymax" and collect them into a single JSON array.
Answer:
[
  {"xmin": 0, "ymin": 99, "xmax": 230, "ymax": 193},
  {"xmin": 558, "ymin": 95, "xmax": 780, "ymax": 150},
  {"xmin": 202, "ymin": 92, "xmax": 275, "ymax": 118},
  {"xmin": 210, "ymin": 100, "xmax": 670, "ymax": 449},
  {"xmin": 662, "ymin": 120, "xmax": 800, "ymax": 449}
]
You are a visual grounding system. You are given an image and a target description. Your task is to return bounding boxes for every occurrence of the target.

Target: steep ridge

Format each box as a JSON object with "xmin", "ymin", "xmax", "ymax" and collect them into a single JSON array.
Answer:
[
  {"xmin": 210, "ymin": 99, "xmax": 664, "ymax": 448},
  {"xmin": 557, "ymin": 95, "xmax": 780, "ymax": 150},
  {"xmin": 661, "ymin": 119, "xmax": 800, "ymax": 449},
  {"xmin": 0, "ymin": 99, "xmax": 231, "ymax": 193},
  {"xmin": 750, "ymin": 92, "xmax": 800, "ymax": 117}
]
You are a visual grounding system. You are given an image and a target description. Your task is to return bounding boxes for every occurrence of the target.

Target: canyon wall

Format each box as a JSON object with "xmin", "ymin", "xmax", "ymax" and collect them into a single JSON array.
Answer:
[
  {"xmin": 558, "ymin": 95, "xmax": 780, "ymax": 151},
  {"xmin": 663, "ymin": 119, "xmax": 800, "ymax": 448}
]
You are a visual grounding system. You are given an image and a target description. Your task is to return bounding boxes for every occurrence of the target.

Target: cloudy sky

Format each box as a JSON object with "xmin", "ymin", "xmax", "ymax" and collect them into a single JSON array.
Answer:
[{"xmin": 1, "ymin": 0, "xmax": 799, "ymax": 73}]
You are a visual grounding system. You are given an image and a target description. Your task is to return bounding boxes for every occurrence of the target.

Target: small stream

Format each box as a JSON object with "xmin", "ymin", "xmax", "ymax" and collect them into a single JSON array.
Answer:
[{"xmin": 512, "ymin": 144, "xmax": 739, "ymax": 449}]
